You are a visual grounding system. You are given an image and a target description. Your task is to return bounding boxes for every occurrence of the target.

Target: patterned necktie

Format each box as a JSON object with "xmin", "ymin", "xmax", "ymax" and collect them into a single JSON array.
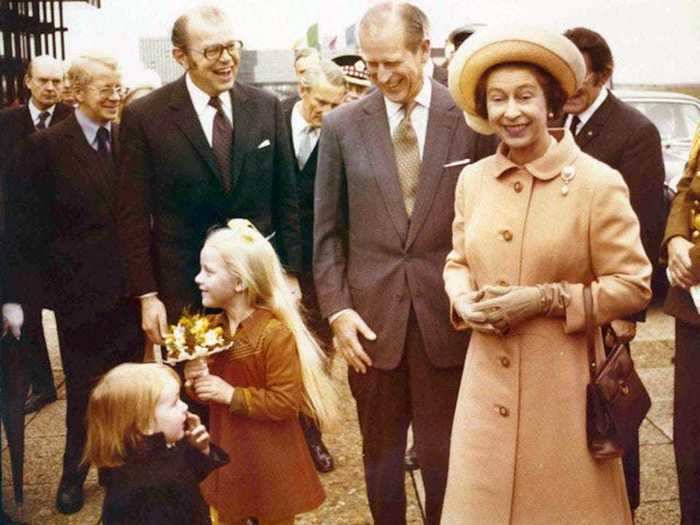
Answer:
[
  {"xmin": 569, "ymin": 115, "xmax": 581, "ymax": 136},
  {"xmin": 209, "ymin": 96, "xmax": 233, "ymax": 192},
  {"xmin": 296, "ymin": 125, "xmax": 317, "ymax": 170},
  {"xmin": 392, "ymin": 102, "xmax": 421, "ymax": 216},
  {"xmin": 36, "ymin": 111, "xmax": 50, "ymax": 130}
]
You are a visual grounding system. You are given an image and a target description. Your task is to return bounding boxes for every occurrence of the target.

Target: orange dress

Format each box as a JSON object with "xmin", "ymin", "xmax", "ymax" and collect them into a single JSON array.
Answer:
[{"xmin": 201, "ymin": 309, "xmax": 325, "ymax": 522}]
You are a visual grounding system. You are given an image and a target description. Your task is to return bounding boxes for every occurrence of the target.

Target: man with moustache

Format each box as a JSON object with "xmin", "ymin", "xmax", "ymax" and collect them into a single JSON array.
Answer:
[
  {"xmin": 4, "ymin": 54, "xmax": 143, "ymax": 514},
  {"xmin": 118, "ymin": 5, "xmax": 301, "ymax": 347},
  {"xmin": 562, "ymin": 27, "xmax": 665, "ymax": 516},
  {"xmin": 284, "ymin": 60, "xmax": 346, "ymax": 473},
  {"xmin": 313, "ymin": 3, "xmax": 495, "ymax": 523},
  {"xmin": 0, "ymin": 55, "xmax": 72, "ymax": 417}
]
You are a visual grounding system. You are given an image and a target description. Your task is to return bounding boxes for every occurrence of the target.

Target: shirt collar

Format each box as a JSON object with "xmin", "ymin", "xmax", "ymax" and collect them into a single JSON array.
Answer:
[
  {"xmin": 384, "ymin": 73, "xmax": 432, "ymax": 119},
  {"xmin": 28, "ymin": 99, "xmax": 55, "ymax": 123},
  {"xmin": 74, "ymin": 108, "xmax": 112, "ymax": 146},
  {"xmin": 291, "ymin": 100, "xmax": 313, "ymax": 134},
  {"xmin": 575, "ymin": 87, "xmax": 609, "ymax": 127},
  {"xmin": 186, "ymin": 73, "xmax": 232, "ymax": 115},
  {"xmin": 493, "ymin": 129, "xmax": 580, "ymax": 181}
]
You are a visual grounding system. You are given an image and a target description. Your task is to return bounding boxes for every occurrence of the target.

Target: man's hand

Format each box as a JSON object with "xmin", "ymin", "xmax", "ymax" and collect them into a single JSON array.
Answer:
[
  {"xmin": 330, "ymin": 309, "xmax": 376, "ymax": 374},
  {"xmin": 607, "ymin": 320, "xmax": 637, "ymax": 346},
  {"xmin": 192, "ymin": 373, "xmax": 234, "ymax": 405},
  {"xmin": 140, "ymin": 295, "xmax": 168, "ymax": 345},
  {"xmin": 2, "ymin": 303, "xmax": 24, "ymax": 340},
  {"xmin": 668, "ymin": 236, "xmax": 699, "ymax": 289},
  {"xmin": 285, "ymin": 273, "xmax": 302, "ymax": 305}
]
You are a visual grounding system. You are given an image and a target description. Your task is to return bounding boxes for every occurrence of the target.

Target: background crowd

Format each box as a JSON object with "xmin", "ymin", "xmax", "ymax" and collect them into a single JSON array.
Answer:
[{"xmin": 0, "ymin": 2, "xmax": 698, "ymax": 524}]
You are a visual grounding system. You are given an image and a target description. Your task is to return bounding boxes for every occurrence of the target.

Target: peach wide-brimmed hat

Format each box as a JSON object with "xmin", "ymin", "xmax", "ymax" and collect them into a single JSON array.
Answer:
[{"xmin": 447, "ymin": 25, "xmax": 586, "ymax": 135}]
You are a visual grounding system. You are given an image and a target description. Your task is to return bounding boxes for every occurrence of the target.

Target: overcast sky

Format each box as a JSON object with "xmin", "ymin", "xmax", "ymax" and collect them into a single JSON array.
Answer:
[{"xmin": 63, "ymin": 0, "xmax": 699, "ymax": 85}]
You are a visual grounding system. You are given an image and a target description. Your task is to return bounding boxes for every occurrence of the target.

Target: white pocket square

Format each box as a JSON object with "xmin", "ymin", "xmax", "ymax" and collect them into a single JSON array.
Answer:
[{"xmin": 257, "ymin": 139, "xmax": 271, "ymax": 149}]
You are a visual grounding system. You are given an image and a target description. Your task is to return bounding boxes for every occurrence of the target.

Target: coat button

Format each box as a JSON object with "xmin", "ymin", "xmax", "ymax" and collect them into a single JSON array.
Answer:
[
  {"xmin": 513, "ymin": 181, "xmax": 523, "ymax": 193},
  {"xmin": 497, "ymin": 405, "xmax": 509, "ymax": 417},
  {"xmin": 502, "ymin": 230, "xmax": 513, "ymax": 242},
  {"xmin": 500, "ymin": 356, "xmax": 510, "ymax": 368}
]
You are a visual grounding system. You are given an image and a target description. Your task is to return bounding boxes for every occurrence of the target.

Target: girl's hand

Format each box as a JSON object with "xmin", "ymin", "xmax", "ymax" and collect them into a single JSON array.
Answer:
[
  {"xmin": 192, "ymin": 373, "xmax": 235, "ymax": 406},
  {"xmin": 184, "ymin": 358, "xmax": 209, "ymax": 388},
  {"xmin": 184, "ymin": 412, "xmax": 210, "ymax": 455}
]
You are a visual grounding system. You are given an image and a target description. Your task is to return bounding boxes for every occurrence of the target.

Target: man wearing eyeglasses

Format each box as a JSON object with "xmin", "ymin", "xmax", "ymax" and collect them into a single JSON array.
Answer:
[
  {"xmin": 117, "ymin": 5, "xmax": 301, "ymax": 346},
  {"xmin": 0, "ymin": 55, "xmax": 73, "ymax": 422},
  {"xmin": 3, "ymin": 53, "xmax": 143, "ymax": 515},
  {"xmin": 561, "ymin": 27, "xmax": 665, "ymax": 518}
]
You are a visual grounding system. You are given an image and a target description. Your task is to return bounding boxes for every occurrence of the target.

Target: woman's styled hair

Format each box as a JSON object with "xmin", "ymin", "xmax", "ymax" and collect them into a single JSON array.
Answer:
[
  {"xmin": 84, "ymin": 363, "xmax": 181, "ymax": 468},
  {"xmin": 204, "ymin": 219, "xmax": 339, "ymax": 429},
  {"xmin": 474, "ymin": 61, "xmax": 568, "ymax": 121}
]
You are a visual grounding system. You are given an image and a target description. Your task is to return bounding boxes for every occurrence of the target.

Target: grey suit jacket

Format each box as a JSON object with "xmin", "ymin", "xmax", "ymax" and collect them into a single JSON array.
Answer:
[{"xmin": 313, "ymin": 80, "xmax": 491, "ymax": 369}]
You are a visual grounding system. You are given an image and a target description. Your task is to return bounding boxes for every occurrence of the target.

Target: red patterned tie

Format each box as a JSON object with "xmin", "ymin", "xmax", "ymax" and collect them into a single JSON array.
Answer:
[{"xmin": 209, "ymin": 96, "xmax": 233, "ymax": 192}]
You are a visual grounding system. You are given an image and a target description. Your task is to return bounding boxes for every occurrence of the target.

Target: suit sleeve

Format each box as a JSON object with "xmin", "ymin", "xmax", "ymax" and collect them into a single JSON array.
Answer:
[
  {"xmin": 271, "ymin": 97, "xmax": 303, "ymax": 274},
  {"xmin": 312, "ymin": 116, "xmax": 353, "ymax": 318},
  {"xmin": 116, "ymin": 105, "xmax": 159, "ymax": 297},
  {"xmin": 3, "ymin": 134, "xmax": 51, "ymax": 304}
]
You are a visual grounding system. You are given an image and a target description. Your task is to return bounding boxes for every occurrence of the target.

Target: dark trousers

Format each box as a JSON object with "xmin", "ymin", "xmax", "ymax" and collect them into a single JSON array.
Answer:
[
  {"xmin": 22, "ymin": 304, "xmax": 56, "ymax": 397},
  {"xmin": 348, "ymin": 308, "xmax": 462, "ymax": 525},
  {"xmin": 674, "ymin": 319, "xmax": 700, "ymax": 525},
  {"xmin": 56, "ymin": 301, "xmax": 143, "ymax": 486}
]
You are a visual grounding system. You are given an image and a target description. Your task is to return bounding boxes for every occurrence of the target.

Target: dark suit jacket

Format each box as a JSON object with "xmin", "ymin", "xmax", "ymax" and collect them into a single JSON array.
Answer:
[
  {"xmin": 314, "ymin": 80, "xmax": 494, "ymax": 370},
  {"xmin": 662, "ymin": 164, "xmax": 700, "ymax": 324},
  {"xmin": 283, "ymin": 97, "xmax": 318, "ymax": 274},
  {"xmin": 117, "ymin": 77, "xmax": 302, "ymax": 319},
  {"xmin": 3, "ymin": 114, "xmax": 127, "ymax": 328},
  {"xmin": 567, "ymin": 91, "xmax": 665, "ymax": 320}
]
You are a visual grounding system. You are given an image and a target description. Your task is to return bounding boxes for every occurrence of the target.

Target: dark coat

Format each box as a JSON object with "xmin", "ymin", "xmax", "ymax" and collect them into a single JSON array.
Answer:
[
  {"xmin": 283, "ymin": 96, "xmax": 319, "ymax": 274},
  {"xmin": 3, "ymin": 114, "xmax": 127, "ymax": 327},
  {"xmin": 313, "ymin": 80, "xmax": 495, "ymax": 369},
  {"xmin": 567, "ymin": 91, "xmax": 665, "ymax": 319},
  {"xmin": 100, "ymin": 434, "xmax": 229, "ymax": 525},
  {"xmin": 117, "ymin": 77, "xmax": 302, "ymax": 319}
]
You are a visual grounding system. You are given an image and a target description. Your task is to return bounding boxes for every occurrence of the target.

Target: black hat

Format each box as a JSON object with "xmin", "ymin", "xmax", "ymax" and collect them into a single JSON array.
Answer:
[{"xmin": 331, "ymin": 54, "xmax": 371, "ymax": 87}]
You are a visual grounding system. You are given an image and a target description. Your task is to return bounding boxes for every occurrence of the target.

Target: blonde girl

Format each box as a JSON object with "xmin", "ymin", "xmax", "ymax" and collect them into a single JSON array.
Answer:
[
  {"xmin": 85, "ymin": 363, "xmax": 229, "ymax": 525},
  {"xmin": 185, "ymin": 219, "xmax": 339, "ymax": 525}
]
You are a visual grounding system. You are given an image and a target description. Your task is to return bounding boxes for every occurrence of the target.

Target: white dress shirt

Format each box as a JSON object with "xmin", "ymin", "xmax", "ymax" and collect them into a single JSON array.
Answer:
[
  {"xmin": 291, "ymin": 100, "xmax": 320, "ymax": 169},
  {"xmin": 384, "ymin": 74, "xmax": 432, "ymax": 159},
  {"xmin": 74, "ymin": 108, "xmax": 113, "ymax": 152},
  {"xmin": 565, "ymin": 87, "xmax": 609, "ymax": 135},
  {"xmin": 28, "ymin": 98, "xmax": 56, "ymax": 128},
  {"xmin": 185, "ymin": 73, "xmax": 233, "ymax": 147}
]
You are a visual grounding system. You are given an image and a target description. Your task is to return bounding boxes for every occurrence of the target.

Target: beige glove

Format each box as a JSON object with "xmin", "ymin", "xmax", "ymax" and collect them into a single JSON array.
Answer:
[{"xmin": 465, "ymin": 283, "xmax": 571, "ymax": 335}]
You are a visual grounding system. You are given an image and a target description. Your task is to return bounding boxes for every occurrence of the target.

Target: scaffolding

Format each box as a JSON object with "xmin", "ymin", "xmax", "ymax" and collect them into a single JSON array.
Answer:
[{"xmin": 0, "ymin": 0, "xmax": 101, "ymax": 107}]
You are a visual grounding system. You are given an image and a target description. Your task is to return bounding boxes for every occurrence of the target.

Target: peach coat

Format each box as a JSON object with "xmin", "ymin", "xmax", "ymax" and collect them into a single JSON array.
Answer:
[{"xmin": 441, "ymin": 130, "xmax": 651, "ymax": 524}]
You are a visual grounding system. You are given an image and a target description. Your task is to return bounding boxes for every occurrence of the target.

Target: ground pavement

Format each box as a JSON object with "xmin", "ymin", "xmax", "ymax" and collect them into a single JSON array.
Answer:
[{"xmin": 1, "ymin": 306, "xmax": 680, "ymax": 524}]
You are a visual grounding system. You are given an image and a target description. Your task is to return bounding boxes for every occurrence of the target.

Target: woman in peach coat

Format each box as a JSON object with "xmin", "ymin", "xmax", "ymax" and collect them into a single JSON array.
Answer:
[{"xmin": 441, "ymin": 27, "xmax": 652, "ymax": 524}]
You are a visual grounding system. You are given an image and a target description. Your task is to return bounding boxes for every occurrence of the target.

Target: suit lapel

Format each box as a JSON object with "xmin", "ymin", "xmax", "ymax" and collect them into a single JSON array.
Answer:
[
  {"xmin": 230, "ymin": 83, "xmax": 255, "ymax": 189},
  {"xmin": 169, "ymin": 77, "xmax": 223, "ymax": 187},
  {"xmin": 21, "ymin": 106, "xmax": 36, "ymax": 135},
  {"xmin": 65, "ymin": 116, "xmax": 112, "ymax": 207},
  {"xmin": 360, "ymin": 91, "xmax": 409, "ymax": 242},
  {"xmin": 406, "ymin": 82, "xmax": 458, "ymax": 249},
  {"xmin": 575, "ymin": 92, "xmax": 616, "ymax": 149}
]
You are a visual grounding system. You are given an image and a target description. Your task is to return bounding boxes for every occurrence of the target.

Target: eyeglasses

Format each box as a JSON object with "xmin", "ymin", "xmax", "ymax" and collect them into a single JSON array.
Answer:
[
  {"xmin": 188, "ymin": 40, "xmax": 244, "ymax": 61},
  {"xmin": 88, "ymin": 85, "xmax": 127, "ymax": 98}
]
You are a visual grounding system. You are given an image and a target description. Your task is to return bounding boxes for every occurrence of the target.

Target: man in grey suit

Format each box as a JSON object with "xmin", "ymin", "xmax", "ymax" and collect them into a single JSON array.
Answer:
[{"xmin": 313, "ymin": 3, "xmax": 495, "ymax": 523}]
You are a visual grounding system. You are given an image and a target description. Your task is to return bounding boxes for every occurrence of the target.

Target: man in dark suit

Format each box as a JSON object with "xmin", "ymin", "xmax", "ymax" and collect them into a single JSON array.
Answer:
[
  {"xmin": 563, "ymin": 26, "xmax": 666, "ymax": 515},
  {"xmin": 117, "ymin": 5, "xmax": 301, "ymax": 346},
  {"xmin": 283, "ymin": 59, "xmax": 346, "ymax": 473},
  {"xmin": 0, "ymin": 55, "xmax": 72, "ymax": 416},
  {"xmin": 4, "ymin": 53, "xmax": 143, "ymax": 515},
  {"xmin": 314, "ymin": 4, "xmax": 495, "ymax": 523}
]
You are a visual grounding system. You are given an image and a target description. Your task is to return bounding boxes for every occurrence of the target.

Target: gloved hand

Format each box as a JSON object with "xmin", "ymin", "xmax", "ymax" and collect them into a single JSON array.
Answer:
[
  {"xmin": 2, "ymin": 302, "xmax": 25, "ymax": 339},
  {"xmin": 465, "ymin": 283, "xmax": 571, "ymax": 336}
]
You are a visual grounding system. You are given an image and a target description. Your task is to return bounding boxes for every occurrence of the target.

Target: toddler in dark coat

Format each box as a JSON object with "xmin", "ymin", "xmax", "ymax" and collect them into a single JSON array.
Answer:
[{"xmin": 85, "ymin": 362, "xmax": 229, "ymax": 525}]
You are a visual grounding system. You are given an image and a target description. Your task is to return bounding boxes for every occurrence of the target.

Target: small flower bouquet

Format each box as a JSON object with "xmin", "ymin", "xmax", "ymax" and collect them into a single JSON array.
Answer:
[{"xmin": 163, "ymin": 312, "xmax": 233, "ymax": 365}]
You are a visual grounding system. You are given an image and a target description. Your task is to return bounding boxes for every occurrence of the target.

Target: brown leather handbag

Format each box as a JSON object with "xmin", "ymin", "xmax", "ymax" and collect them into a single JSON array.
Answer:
[{"xmin": 584, "ymin": 287, "xmax": 652, "ymax": 460}]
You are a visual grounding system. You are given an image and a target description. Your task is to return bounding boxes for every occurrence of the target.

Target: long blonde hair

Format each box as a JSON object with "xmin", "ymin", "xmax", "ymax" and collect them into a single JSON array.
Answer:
[
  {"xmin": 205, "ymin": 219, "xmax": 339, "ymax": 429},
  {"xmin": 84, "ymin": 363, "xmax": 181, "ymax": 468}
]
